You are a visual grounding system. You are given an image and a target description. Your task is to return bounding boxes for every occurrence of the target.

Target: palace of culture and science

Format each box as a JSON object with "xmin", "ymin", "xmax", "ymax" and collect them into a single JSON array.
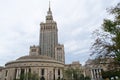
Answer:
[{"xmin": 0, "ymin": 4, "xmax": 65, "ymax": 80}]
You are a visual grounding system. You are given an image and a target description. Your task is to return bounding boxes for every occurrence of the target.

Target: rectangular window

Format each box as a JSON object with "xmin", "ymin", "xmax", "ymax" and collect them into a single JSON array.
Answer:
[
  {"xmin": 29, "ymin": 68, "xmax": 31, "ymax": 73},
  {"xmin": 53, "ymin": 69, "xmax": 55, "ymax": 80},
  {"xmin": 31, "ymin": 49, "xmax": 36, "ymax": 52},
  {"xmin": 21, "ymin": 69, "xmax": 25, "ymax": 75},
  {"xmin": 5, "ymin": 70, "xmax": 8, "ymax": 77},
  {"xmin": 58, "ymin": 69, "xmax": 60, "ymax": 75},
  {"xmin": 41, "ymin": 69, "xmax": 44, "ymax": 75}
]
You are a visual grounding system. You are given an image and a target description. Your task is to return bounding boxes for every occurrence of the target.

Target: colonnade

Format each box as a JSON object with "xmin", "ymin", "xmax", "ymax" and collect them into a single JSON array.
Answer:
[
  {"xmin": 16, "ymin": 68, "xmax": 30, "ymax": 79},
  {"xmin": 15, "ymin": 67, "xmax": 63, "ymax": 80},
  {"xmin": 91, "ymin": 68, "xmax": 102, "ymax": 80}
]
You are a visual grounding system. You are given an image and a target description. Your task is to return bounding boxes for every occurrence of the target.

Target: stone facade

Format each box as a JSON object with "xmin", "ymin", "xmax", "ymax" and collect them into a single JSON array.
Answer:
[
  {"xmin": 84, "ymin": 58, "xmax": 120, "ymax": 80},
  {"xmin": 0, "ymin": 67, "xmax": 3, "ymax": 80},
  {"xmin": 84, "ymin": 59, "xmax": 104, "ymax": 80},
  {"xmin": 2, "ymin": 56, "xmax": 64, "ymax": 80},
  {"xmin": 40, "ymin": 6, "xmax": 58, "ymax": 59},
  {"xmin": 55, "ymin": 44, "xmax": 65, "ymax": 62},
  {"xmin": 1, "ymin": 4, "xmax": 65, "ymax": 80},
  {"xmin": 30, "ymin": 45, "xmax": 39, "ymax": 56}
]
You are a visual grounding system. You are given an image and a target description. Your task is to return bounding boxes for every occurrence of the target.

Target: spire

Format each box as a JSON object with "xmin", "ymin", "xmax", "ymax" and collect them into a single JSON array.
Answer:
[
  {"xmin": 46, "ymin": 0, "xmax": 53, "ymax": 22},
  {"xmin": 47, "ymin": 0, "xmax": 52, "ymax": 15},
  {"xmin": 49, "ymin": 0, "xmax": 51, "ymax": 11}
]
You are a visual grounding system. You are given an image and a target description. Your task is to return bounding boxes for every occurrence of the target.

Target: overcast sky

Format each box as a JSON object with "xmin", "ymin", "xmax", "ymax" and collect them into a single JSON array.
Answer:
[{"xmin": 0, "ymin": 0, "xmax": 119, "ymax": 66}]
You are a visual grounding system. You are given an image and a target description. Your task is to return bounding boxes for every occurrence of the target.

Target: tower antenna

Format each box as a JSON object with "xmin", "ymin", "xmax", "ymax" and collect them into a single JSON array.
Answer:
[{"xmin": 49, "ymin": 0, "xmax": 51, "ymax": 10}]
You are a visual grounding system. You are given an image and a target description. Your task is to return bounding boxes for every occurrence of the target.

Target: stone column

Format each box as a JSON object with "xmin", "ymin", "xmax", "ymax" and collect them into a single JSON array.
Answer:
[
  {"xmin": 93, "ymin": 69, "xmax": 96, "ymax": 80},
  {"xmin": 16, "ymin": 69, "xmax": 18, "ymax": 79},
  {"xmin": 39, "ymin": 68, "xmax": 41, "ymax": 78},
  {"xmin": 96, "ymin": 69, "xmax": 99, "ymax": 79},
  {"xmin": 55, "ymin": 68, "xmax": 58, "ymax": 80},
  {"xmin": 92, "ymin": 69, "xmax": 95, "ymax": 80},
  {"xmin": 46, "ymin": 68, "xmax": 48, "ymax": 80},
  {"xmin": 99, "ymin": 69, "xmax": 102, "ymax": 79},
  {"xmin": 60, "ymin": 69, "xmax": 63, "ymax": 79},
  {"xmin": 26, "ymin": 68, "xmax": 29, "ymax": 80},
  {"xmin": 91, "ymin": 69, "xmax": 94, "ymax": 80},
  {"xmin": 98, "ymin": 69, "xmax": 101, "ymax": 79},
  {"xmin": 18, "ymin": 68, "xmax": 21, "ymax": 79},
  {"xmin": 45, "ymin": 68, "xmax": 47, "ymax": 80},
  {"xmin": 25, "ymin": 68, "xmax": 27, "ymax": 74},
  {"xmin": 16, "ymin": 68, "xmax": 21, "ymax": 79}
]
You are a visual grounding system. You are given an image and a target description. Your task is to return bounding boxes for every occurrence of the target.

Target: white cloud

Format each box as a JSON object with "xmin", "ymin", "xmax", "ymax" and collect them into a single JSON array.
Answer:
[{"xmin": 0, "ymin": 0, "xmax": 119, "ymax": 66}]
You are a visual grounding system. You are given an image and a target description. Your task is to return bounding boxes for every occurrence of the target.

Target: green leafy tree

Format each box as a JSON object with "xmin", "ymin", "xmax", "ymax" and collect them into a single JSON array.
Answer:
[
  {"xmin": 84, "ymin": 76, "xmax": 91, "ymax": 80},
  {"xmin": 91, "ymin": 3, "xmax": 120, "ymax": 64},
  {"xmin": 64, "ymin": 68, "xmax": 85, "ymax": 80},
  {"xmin": 102, "ymin": 70, "xmax": 120, "ymax": 80},
  {"xmin": 79, "ymin": 74, "xmax": 84, "ymax": 80},
  {"xmin": 64, "ymin": 68, "xmax": 73, "ymax": 80},
  {"xmin": 14, "ymin": 72, "xmax": 39, "ymax": 80}
]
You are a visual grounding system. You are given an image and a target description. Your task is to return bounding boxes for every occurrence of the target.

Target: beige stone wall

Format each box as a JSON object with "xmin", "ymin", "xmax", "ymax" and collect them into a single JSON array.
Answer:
[
  {"xmin": 29, "ymin": 45, "xmax": 39, "ymax": 56},
  {"xmin": 2, "ymin": 60, "xmax": 64, "ymax": 80},
  {"xmin": 55, "ymin": 44, "xmax": 65, "ymax": 62},
  {"xmin": 84, "ymin": 58, "xmax": 115, "ymax": 79},
  {"xmin": 6, "ymin": 61, "xmax": 64, "ymax": 68},
  {"xmin": 0, "ymin": 67, "xmax": 5, "ymax": 80},
  {"xmin": 0, "ymin": 70, "xmax": 2, "ymax": 80}
]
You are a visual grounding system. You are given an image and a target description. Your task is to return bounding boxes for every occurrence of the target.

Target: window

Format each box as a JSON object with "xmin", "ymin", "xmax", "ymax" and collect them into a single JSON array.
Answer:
[
  {"xmin": 57, "ymin": 48, "xmax": 62, "ymax": 50},
  {"xmin": 58, "ymin": 69, "xmax": 60, "ymax": 75},
  {"xmin": 53, "ymin": 69, "xmax": 55, "ymax": 80},
  {"xmin": 29, "ymin": 68, "xmax": 31, "ymax": 73},
  {"xmin": 41, "ymin": 69, "xmax": 44, "ymax": 75},
  {"xmin": 31, "ymin": 49, "xmax": 36, "ymax": 52},
  {"xmin": 5, "ymin": 70, "xmax": 8, "ymax": 77},
  {"xmin": 21, "ymin": 69, "xmax": 25, "ymax": 75}
]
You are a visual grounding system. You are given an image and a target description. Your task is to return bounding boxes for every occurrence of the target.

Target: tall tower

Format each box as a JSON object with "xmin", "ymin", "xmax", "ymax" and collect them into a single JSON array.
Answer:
[{"xmin": 39, "ymin": 3, "xmax": 58, "ymax": 58}]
